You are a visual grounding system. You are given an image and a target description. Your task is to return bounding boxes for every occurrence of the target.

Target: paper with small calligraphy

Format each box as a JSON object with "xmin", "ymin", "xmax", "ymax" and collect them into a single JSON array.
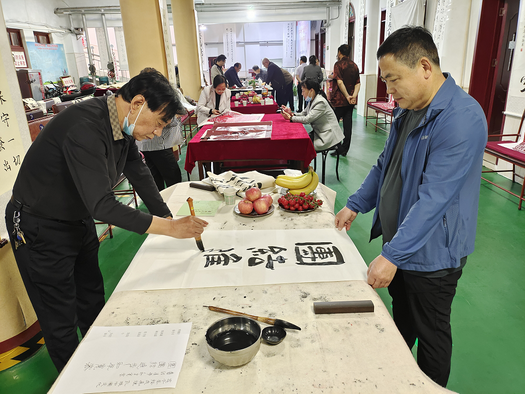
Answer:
[{"xmin": 52, "ymin": 323, "xmax": 191, "ymax": 394}]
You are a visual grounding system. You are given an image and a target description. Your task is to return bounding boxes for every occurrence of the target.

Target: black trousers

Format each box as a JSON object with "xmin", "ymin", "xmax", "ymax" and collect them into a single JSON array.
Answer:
[
  {"xmin": 296, "ymin": 83, "xmax": 303, "ymax": 112},
  {"xmin": 333, "ymin": 105, "xmax": 354, "ymax": 155},
  {"xmin": 388, "ymin": 268, "xmax": 463, "ymax": 387},
  {"xmin": 275, "ymin": 85, "xmax": 288, "ymax": 108},
  {"xmin": 5, "ymin": 201, "xmax": 104, "ymax": 372},
  {"xmin": 142, "ymin": 148, "xmax": 182, "ymax": 191}
]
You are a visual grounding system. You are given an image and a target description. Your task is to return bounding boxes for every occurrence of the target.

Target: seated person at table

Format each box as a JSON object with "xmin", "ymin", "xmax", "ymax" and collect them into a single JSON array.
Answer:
[
  {"xmin": 281, "ymin": 79, "xmax": 343, "ymax": 152},
  {"xmin": 252, "ymin": 65, "xmax": 267, "ymax": 83},
  {"xmin": 196, "ymin": 75, "xmax": 231, "ymax": 125},
  {"xmin": 225, "ymin": 62, "xmax": 244, "ymax": 88}
]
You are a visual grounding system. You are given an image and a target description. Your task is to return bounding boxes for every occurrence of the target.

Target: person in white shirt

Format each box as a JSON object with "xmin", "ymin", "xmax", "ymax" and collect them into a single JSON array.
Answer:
[
  {"xmin": 316, "ymin": 58, "xmax": 328, "ymax": 91},
  {"xmin": 196, "ymin": 75, "xmax": 231, "ymax": 126},
  {"xmin": 210, "ymin": 54, "xmax": 226, "ymax": 85},
  {"xmin": 295, "ymin": 56, "xmax": 307, "ymax": 111}
]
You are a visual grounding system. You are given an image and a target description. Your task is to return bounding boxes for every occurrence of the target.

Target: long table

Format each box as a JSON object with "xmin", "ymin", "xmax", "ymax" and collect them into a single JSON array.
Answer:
[
  {"xmin": 184, "ymin": 114, "xmax": 317, "ymax": 180},
  {"xmin": 49, "ymin": 182, "xmax": 453, "ymax": 394}
]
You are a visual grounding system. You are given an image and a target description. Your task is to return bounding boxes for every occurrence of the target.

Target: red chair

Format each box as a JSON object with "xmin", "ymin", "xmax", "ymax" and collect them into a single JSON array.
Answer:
[
  {"xmin": 482, "ymin": 108, "xmax": 525, "ymax": 210},
  {"xmin": 366, "ymin": 95, "xmax": 396, "ymax": 132}
]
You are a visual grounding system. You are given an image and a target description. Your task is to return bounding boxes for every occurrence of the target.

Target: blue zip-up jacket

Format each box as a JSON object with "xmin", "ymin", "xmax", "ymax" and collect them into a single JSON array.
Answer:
[{"xmin": 346, "ymin": 74, "xmax": 487, "ymax": 272}]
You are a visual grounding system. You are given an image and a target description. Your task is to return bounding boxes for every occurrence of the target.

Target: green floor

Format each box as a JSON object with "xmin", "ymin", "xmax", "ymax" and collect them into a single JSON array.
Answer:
[{"xmin": 1, "ymin": 113, "xmax": 524, "ymax": 393}]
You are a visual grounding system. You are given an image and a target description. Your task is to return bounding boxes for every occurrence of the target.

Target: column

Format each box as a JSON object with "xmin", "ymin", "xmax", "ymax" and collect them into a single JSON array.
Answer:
[
  {"xmin": 356, "ymin": 0, "xmax": 380, "ymax": 116},
  {"xmin": 172, "ymin": 0, "xmax": 202, "ymax": 100},
  {"xmin": 119, "ymin": 0, "xmax": 168, "ymax": 78}
]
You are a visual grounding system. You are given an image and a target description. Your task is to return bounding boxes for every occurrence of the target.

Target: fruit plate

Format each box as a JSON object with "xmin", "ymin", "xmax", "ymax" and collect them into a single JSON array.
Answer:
[
  {"xmin": 234, "ymin": 204, "xmax": 275, "ymax": 218},
  {"xmin": 278, "ymin": 205, "xmax": 319, "ymax": 214}
]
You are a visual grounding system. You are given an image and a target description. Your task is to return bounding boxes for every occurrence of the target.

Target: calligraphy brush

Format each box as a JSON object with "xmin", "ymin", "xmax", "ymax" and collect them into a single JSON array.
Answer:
[
  {"xmin": 186, "ymin": 197, "xmax": 205, "ymax": 252},
  {"xmin": 204, "ymin": 305, "xmax": 301, "ymax": 331}
]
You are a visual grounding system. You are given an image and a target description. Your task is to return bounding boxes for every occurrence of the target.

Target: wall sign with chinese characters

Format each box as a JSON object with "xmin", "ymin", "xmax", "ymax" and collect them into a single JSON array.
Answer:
[
  {"xmin": 0, "ymin": 53, "xmax": 26, "ymax": 195},
  {"xmin": 115, "ymin": 228, "xmax": 368, "ymax": 293}
]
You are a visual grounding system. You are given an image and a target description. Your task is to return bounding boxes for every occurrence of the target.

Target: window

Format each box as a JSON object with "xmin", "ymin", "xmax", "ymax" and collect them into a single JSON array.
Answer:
[
  {"xmin": 7, "ymin": 28, "xmax": 23, "ymax": 50},
  {"xmin": 7, "ymin": 28, "xmax": 28, "ymax": 68},
  {"xmin": 34, "ymin": 32, "xmax": 51, "ymax": 45}
]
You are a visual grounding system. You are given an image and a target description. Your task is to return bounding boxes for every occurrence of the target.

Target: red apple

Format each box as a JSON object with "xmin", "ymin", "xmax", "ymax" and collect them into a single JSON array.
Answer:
[
  {"xmin": 253, "ymin": 198, "xmax": 269, "ymax": 214},
  {"xmin": 245, "ymin": 187, "xmax": 262, "ymax": 202},
  {"xmin": 237, "ymin": 199, "xmax": 253, "ymax": 214},
  {"xmin": 261, "ymin": 194, "xmax": 273, "ymax": 206}
]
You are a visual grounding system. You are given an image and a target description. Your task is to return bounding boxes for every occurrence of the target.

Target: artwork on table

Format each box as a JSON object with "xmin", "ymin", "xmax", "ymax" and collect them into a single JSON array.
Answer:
[
  {"xmin": 200, "ymin": 121, "xmax": 272, "ymax": 141},
  {"xmin": 114, "ymin": 228, "xmax": 368, "ymax": 293},
  {"xmin": 201, "ymin": 112, "xmax": 264, "ymax": 127}
]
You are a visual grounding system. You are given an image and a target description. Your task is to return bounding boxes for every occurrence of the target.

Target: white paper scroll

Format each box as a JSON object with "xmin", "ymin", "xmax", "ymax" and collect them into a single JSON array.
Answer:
[
  {"xmin": 0, "ymin": 49, "xmax": 26, "ymax": 195},
  {"xmin": 283, "ymin": 22, "xmax": 296, "ymax": 68},
  {"xmin": 223, "ymin": 24, "xmax": 236, "ymax": 68},
  {"xmin": 115, "ymin": 228, "xmax": 368, "ymax": 293}
]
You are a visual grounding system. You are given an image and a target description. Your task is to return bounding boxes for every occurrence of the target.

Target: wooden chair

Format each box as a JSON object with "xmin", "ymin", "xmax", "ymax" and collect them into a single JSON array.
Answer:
[
  {"xmin": 95, "ymin": 174, "xmax": 138, "ymax": 241},
  {"xmin": 181, "ymin": 109, "xmax": 197, "ymax": 143},
  {"xmin": 366, "ymin": 95, "xmax": 396, "ymax": 132},
  {"xmin": 482, "ymin": 108, "xmax": 525, "ymax": 210}
]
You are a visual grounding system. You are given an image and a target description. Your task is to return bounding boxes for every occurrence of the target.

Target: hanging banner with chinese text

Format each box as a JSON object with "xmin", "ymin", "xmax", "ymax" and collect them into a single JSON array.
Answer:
[
  {"xmin": 283, "ymin": 22, "xmax": 296, "ymax": 68},
  {"xmin": 0, "ymin": 57, "xmax": 25, "ymax": 195},
  {"xmin": 223, "ymin": 24, "xmax": 236, "ymax": 68},
  {"xmin": 296, "ymin": 21, "xmax": 311, "ymax": 62}
]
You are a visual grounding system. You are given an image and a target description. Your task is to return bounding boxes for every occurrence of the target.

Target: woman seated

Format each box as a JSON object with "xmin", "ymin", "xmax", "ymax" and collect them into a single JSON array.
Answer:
[
  {"xmin": 196, "ymin": 75, "xmax": 231, "ymax": 126},
  {"xmin": 281, "ymin": 79, "xmax": 344, "ymax": 152}
]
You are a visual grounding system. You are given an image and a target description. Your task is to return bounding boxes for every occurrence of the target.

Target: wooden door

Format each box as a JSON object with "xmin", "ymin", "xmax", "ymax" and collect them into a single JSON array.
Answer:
[
  {"xmin": 487, "ymin": 0, "xmax": 520, "ymax": 136},
  {"xmin": 376, "ymin": 10, "xmax": 387, "ymax": 99}
]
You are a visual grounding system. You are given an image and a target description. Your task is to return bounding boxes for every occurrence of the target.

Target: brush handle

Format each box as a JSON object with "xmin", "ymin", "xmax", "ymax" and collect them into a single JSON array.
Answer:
[
  {"xmin": 187, "ymin": 197, "xmax": 204, "ymax": 249},
  {"xmin": 207, "ymin": 306, "xmax": 276, "ymax": 325}
]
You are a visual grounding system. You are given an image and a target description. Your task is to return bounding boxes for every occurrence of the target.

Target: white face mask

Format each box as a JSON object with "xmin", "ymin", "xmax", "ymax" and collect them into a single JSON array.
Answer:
[{"xmin": 122, "ymin": 102, "xmax": 146, "ymax": 136}]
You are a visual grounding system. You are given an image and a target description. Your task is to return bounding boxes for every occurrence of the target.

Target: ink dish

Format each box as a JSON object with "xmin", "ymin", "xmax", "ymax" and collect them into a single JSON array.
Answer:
[{"xmin": 262, "ymin": 326, "xmax": 286, "ymax": 345}]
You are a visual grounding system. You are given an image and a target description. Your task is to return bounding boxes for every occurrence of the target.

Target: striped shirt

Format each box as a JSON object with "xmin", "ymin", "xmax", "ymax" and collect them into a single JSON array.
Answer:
[{"xmin": 136, "ymin": 117, "xmax": 182, "ymax": 152}]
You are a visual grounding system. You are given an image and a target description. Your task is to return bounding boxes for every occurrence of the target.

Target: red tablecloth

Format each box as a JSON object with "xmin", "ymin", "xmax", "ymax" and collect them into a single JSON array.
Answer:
[
  {"xmin": 232, "ymin": 102, "xmax": 279, "ymax": 114},
  {"xmin": 184, "ymin": 113, "xmax": 316, "ymax": 175}
]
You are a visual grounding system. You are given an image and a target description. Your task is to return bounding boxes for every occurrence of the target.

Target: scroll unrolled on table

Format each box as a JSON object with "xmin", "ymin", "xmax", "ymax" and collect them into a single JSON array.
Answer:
[{"xmin": 313, "ymin": 300, "xmax": 374, "ymax": 314}]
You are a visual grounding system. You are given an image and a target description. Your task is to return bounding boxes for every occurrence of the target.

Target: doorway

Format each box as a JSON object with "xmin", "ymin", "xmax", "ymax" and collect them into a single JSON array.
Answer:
[
  {"xmin": 376, "ymin": 9, "xmax": 387, "ymax": 99},
  {"xmin": 469, "ymin": 0, "xmax": 520, "ymax": 138}
]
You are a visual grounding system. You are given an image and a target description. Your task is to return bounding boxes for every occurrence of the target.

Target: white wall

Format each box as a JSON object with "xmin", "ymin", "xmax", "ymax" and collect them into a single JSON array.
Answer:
[{"xmin": 201, "ymin": 21, "xmax": 319, "ymax": 79}]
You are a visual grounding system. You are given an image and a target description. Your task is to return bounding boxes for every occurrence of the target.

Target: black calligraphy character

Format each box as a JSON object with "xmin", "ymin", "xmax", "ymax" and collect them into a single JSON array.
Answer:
[
  {"xmin": 3, "ymin": 160, "xmax": 11, "ymax": 172},
  {"xmin": 0, "ymin": 92, "xmax": 6, "ymax": 105},
  {"xmin": 294, "ymin": 242, "xmax": 345, "ymax": 265},
  {"xmin": 203, "ymin": 249, "xmax": 241, "ymax": 268},
  {"xmin": 1, "ymin": 113, "xmax": 9, "ymax": 127},
  {"xmin": 13, "ymin": 155, "xmax": 21, "ymax": 166},
  {"xmin": 0, "ymin": 137, "xmax": 4, "ymax": 151},
  {"xmin": 247, "ymin": 246, "xmax": 287, "ymax": 270}
]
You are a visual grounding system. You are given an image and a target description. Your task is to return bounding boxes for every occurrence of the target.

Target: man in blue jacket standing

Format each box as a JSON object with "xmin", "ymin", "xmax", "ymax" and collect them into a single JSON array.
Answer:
[{"xmin": 335, "ymin": 26, "xmax": 487, "ymax": 387}]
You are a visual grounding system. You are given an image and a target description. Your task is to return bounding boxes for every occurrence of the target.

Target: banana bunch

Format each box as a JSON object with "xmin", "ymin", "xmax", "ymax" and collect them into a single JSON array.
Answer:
[
  {"xmin": 275, "ymin": 168, "xmax": 319, "ymax": 195},
  {"xmin": 252, "ymin": 96, "xmax": 261, "ymax": 104}
]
